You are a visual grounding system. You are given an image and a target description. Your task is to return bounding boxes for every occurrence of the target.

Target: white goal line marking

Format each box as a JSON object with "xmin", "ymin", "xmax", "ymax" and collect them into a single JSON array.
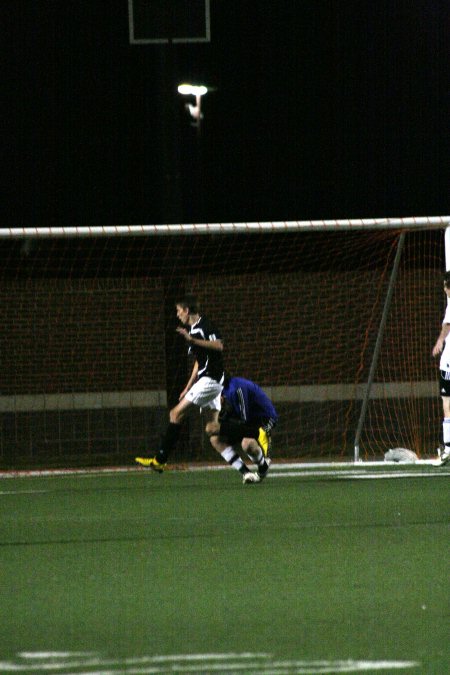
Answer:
[
  {"xmin": 2, "ymin": 652, "xmax": 420, "ymax": 673},
  {"xmin": 0, "ymin": 460, "xmax": 447, "ymax": 489},
  {"xmin": 269, "ymin": 469, "xmax": 448, "ymax": 480}
]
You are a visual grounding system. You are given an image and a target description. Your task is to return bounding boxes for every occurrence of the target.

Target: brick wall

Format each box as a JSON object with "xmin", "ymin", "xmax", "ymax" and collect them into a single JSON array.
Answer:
[{"xmin": 0, "ymin": 278, "xmax": 166, "ymax": 394}]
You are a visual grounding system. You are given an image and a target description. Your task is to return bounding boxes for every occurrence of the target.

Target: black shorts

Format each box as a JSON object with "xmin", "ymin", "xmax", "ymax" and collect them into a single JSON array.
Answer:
[
  {"xmin": 218, "ymin": 419, "xmax": 261, "ymax": 445},
  {"xmin": 440, "ymin": 370, "xmax": 450, "ymax": 397}
]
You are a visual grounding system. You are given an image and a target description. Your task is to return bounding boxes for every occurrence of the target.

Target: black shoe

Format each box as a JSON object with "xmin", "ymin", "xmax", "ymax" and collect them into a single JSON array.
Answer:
[{"xmin": 257, "ymin": 458, "xmax": 272, "ymax": 481}]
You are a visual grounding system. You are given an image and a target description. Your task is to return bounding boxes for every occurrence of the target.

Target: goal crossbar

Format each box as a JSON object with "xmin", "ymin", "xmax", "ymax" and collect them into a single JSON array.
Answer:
[{"xmin": 2, "ymin": 216, "xmax": 449, "ymax": 238}]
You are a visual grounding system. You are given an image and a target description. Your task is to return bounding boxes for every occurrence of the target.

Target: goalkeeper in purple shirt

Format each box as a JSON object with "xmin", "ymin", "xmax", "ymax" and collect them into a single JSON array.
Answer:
[{"xmin": 206, "ymin": 376, "xmax": 278, "ymax": 484}]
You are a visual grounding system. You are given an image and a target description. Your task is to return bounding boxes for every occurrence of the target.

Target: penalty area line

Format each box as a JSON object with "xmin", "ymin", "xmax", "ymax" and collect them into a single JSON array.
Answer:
[{"xmin": 269, "ymin": 469, "xmax": 449, "ymax": 480}]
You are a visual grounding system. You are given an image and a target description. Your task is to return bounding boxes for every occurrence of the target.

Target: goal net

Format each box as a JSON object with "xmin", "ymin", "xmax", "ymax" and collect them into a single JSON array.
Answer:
[{"xmin": 0, "ymin": 218, "xmax": 448, "ymax": 468}]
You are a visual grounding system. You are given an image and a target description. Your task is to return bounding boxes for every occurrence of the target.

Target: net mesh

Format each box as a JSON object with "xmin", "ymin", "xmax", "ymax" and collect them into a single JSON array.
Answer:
[{"xmin": 0, "ymin": 226, "xmax": 445, "ymax": 467}]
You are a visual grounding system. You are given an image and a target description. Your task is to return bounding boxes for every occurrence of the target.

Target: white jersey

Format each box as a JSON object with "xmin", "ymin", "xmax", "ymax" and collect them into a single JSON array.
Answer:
[{"xmin": 440, "ymin": 302, "xmax": 450, "ymax": 371}]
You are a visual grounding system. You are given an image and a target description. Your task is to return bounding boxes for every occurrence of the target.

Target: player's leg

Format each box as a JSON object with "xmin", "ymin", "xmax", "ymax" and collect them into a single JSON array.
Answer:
[
  {"xmin": 257, "ymin": 418, "xmax": 276, "ymax": 457},
  {"xmin": 438, "ymin": 371, "xmax": 450, "ymax": 466},
  {"xmin": 189, "ymin": 378, "xmax": 258, "ymax": 483},
  {"xmin": 157, "ymin": 397, "xmax": 193, "ymax": 462},
  {"xmin": 257, "ymin": 428, "xmax": 271, "ymax": 457},
  {"xmin": 136, "ymin": 397, "xmax": 193, "ymax": 471},
  {"xmin": 136, "ymin": 377, "xmax": 222, "ymax": 470},
  {"xmin": 440, "ymin": 390, "xmax": 450, "ymax": 465},
  {"xmin": 205, "ymin": 418, "xmax": 259, "ymax": 483},
  {"xmin": 241, "ymin": 437, "xmax": 271, "ymax": 481}
]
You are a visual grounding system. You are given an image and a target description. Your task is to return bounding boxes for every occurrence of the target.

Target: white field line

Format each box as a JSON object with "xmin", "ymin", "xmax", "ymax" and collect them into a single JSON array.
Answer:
[
  {"xmin": 170, "ymin": 662, "xmax": 420, "ymax": 674},
  {"xmin": 0, "ymin": 653, "xmax": 421, "ymax": 673},
  {"xmin": 0, "ymin": 464, "xmax": 448, "ymax": 493},
  {"xmin": 0, "ymin": 466, "xmax": 145, "ymax": 479},
  {"xmin": 269, "ymin": 470, "xmax": 448, "ymax": 480},
  {"xmin": 12, "ymin": 653, "xmax": 417, "ymax": 665},
  {"xmin": 0, "ymin": 458, "xmax": 441, "ymax": 480},
  {"xmin": 2, "ymin": 469, "xmax": 445, "ymax": 494},
  {"xmin": 18, "ymin": 653, "xmax": 98, "ymax": 659}
]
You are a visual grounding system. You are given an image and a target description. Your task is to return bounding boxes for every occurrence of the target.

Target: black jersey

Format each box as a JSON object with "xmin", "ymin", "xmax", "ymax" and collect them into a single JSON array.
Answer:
[{"xmin": 188, "ymin": 315, "xmax": 224, "ymax": 383}]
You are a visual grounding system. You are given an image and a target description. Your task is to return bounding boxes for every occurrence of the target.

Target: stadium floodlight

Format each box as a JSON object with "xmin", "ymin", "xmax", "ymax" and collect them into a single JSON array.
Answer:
[
  {"xmin": 177, "ymin": 83, "xmax": 208, "ymax": 129},
  {"xmin": 177, "ymin": 84, "xmax": 208, "ymax": 97}
]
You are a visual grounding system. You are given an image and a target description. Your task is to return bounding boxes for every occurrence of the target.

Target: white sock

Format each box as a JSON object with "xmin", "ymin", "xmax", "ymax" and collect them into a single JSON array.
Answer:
[
  {"xmin": 221, "ymin": 446, "xmax": 249, "ymax": 474},
  {"xmin": 443, "ymin": 418, "xmax": 450, "ymax": 447},
  {"xmin": 248, "ymin": 446, "xmax": 266, "ymax": 467}
]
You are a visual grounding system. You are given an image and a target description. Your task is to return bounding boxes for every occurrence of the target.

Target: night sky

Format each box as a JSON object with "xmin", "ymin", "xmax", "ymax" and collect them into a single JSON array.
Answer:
[{"xmin": 3, "ymin": 0, "xmax": 449, "ymax": 227}]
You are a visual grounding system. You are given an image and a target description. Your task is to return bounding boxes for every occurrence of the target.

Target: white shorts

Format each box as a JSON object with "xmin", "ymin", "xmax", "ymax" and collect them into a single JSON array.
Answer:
[{"xmin": 184, "ymin": 377, "xmax": 223, "ymax": 411}]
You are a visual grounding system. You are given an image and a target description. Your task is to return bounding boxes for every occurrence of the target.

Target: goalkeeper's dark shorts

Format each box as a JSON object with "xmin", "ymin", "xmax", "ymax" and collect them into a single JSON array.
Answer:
[
  {"xmin": 218, "ymin": 418, "xmax": 275, "ymax": 448},
  {"xmin": 218, "ymin": 419, "xmax": 260, "ymax": 444}
]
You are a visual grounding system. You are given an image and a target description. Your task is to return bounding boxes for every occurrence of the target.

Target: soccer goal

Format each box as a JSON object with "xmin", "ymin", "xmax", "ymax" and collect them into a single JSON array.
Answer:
[{"xmin": 0, "ymin": 216, "xmax": 448, "ymax": 468}]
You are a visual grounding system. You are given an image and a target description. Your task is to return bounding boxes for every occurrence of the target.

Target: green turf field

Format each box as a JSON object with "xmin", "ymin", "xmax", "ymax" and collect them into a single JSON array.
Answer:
[{"xmin": 0, "ymin": 464, "xmax": 449, "ymax": 674}]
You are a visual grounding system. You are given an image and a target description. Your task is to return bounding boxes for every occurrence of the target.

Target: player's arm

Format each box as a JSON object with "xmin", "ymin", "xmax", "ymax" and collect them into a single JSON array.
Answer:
[
  {"xmin": 176, "ymin": 327, "xmax": 223, "ymax": 351},
  {"xmin": 179, "ymin": 361, "xmax": 199, "ymax": 400},
  {"xmin": 248, "ymin": 382, "xmax": 278, "ymax": 423},
  {"xmin": 191, "ymin": 336, "xmax": 223, "ymax": 351},
  {"xmin": 218, "ymin": 397, "xmax": 234, "ymax": 422},
  {"xmin": 432, "ymin": 323, "xmax": 450, "ymax": 357}
]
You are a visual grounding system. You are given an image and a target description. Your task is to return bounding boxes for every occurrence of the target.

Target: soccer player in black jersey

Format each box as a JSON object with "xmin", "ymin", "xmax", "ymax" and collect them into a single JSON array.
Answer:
[{"xmin": 136, "ymin": 295, "xmax": 259, "ymax": 481}]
